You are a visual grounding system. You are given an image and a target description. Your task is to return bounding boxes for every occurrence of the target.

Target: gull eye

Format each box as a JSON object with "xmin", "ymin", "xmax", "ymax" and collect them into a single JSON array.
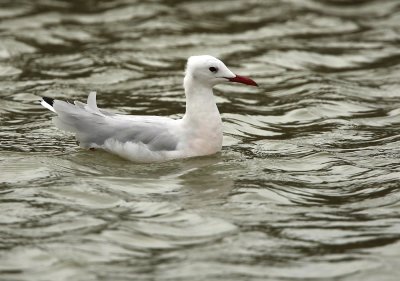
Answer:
[{"xmin": 209, "ymin": 67, "xmax": 218, "ymax": 73}]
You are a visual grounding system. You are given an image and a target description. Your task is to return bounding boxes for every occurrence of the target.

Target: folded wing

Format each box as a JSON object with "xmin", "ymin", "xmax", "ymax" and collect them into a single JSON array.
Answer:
[{"xmin": 45, "ymin": 92, "xmax": 179, "ymax": 152}]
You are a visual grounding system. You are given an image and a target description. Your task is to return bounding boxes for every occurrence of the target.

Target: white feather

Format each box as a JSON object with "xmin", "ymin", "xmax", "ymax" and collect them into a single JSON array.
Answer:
[
  {"xmin": 41, "ymin": 99, "xmax": 56, "ymax": 113},
  {"xmin": 103, "ymin": 139, "xmax": 182, "ymax": 163},
  {"xmin": 85, "ymin": 91, "xmax": 105, "ymax": 116}
]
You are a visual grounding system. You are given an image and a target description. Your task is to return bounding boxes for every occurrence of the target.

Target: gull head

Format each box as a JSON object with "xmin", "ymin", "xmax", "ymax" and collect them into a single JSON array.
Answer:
[{"xmin": 185, "ymin": 55, "xmax": 258, "ymax": 87}]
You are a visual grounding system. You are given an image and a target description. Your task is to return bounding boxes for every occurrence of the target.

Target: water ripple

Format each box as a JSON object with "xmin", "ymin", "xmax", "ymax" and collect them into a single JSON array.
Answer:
[{"xmin": 1, "ymin": 0, "xmax": 400, "ymax": 280}]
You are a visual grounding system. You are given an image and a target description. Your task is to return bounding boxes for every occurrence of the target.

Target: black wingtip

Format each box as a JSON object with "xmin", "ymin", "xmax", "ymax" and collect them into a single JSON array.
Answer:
[{"xmin": 42, "ymin": 97, "xmax": 54, "ymax": 106}]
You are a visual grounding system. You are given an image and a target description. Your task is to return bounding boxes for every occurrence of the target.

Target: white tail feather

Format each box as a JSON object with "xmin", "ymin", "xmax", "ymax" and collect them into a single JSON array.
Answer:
[
  {"xmin": 87, "ymin": 91, "xmax": 98, "ymax": 111},
  {"xmin": 85, "ymin": 91, "xmax": 105, "ymax": 116}
]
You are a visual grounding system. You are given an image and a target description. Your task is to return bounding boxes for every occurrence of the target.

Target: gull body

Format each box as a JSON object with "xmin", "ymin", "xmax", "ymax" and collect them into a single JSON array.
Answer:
[{"xmin": 41, "ymin": 55, "xmax": 257, "ymax": 163}]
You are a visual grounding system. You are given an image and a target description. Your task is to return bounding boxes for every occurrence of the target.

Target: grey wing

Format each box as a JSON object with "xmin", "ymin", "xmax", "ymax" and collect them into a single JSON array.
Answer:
[{"xmin": 52, "ymin": 100, "xmax": 179, "ymax": 151}]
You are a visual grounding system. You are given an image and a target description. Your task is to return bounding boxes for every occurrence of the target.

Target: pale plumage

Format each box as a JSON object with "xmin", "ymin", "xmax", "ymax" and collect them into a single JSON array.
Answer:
[{"xmin": 41, "ymin": 55, "xmax": 257, "ymax": 162}]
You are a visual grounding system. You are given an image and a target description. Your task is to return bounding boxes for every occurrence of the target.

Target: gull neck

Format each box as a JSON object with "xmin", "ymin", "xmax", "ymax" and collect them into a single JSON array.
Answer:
[{"xmin": 182, "ymin": 74, "xmax": 220, "ymax": 123}]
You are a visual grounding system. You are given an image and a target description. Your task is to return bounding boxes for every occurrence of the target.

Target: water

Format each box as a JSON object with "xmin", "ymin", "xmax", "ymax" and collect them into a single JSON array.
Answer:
[{"xmin": 1, "ymin": 0, "xmax": 400, "ymax": 280}]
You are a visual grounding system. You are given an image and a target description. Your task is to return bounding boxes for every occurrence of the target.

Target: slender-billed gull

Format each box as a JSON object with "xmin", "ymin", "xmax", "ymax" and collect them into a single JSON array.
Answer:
[{"xmin": 41, "ymin": 55, "xmax": 257, "ymax": 162}]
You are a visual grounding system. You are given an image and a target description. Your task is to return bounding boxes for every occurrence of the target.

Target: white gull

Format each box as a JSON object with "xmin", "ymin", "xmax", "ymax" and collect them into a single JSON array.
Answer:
[{"xmin": 41, "ymin": 55, "xmax": 258, "ymax": 163}]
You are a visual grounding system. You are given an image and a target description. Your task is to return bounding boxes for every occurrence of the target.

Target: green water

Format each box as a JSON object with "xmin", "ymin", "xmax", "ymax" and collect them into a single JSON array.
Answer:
[{"xmin": 1, "ymin": 0, "xmax": 400, "ymax": 280}]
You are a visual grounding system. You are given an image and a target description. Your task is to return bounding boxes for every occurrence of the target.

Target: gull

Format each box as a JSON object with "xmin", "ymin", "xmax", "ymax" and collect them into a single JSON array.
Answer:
[{"xmin": 41, "ymin": 55, "xmax": 258, "ymax": 163}]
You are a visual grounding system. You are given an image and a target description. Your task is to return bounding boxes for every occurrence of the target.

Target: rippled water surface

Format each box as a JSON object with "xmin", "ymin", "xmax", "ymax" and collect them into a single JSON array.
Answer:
[{"xmin": 1, "ymin": 0, "xmax": 400, "ymax": 280}]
